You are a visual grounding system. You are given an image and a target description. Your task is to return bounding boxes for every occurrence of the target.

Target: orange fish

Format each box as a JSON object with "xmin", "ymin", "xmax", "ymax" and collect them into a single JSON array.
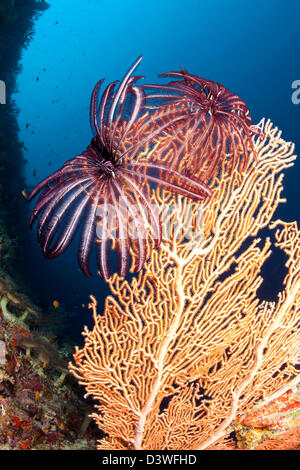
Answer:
[
  {"xmin": 21, "ymin": 189, "xmax": 27, "ymax": 198},
  {"xmin": 53, "ymin": 300, "xmax": 59, "ymax": 309}
]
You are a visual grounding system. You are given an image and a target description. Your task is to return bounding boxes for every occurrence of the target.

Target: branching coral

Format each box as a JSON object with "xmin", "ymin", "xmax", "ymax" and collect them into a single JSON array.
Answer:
[{"xmin": 70, "ymin": 119, "xmax": 300, "ymax": 450}]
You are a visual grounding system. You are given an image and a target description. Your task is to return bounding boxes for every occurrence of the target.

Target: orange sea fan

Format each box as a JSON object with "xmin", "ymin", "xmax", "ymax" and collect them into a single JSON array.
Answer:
[{"xmin": 70, "ymin": 120, "xmax": 300, "ymax": 450}]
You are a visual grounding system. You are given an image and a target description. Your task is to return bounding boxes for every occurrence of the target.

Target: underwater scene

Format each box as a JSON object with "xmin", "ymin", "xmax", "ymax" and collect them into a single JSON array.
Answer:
[{"xmin": 0, "ymin": 0, "xmax": 300, "ymax": 454}]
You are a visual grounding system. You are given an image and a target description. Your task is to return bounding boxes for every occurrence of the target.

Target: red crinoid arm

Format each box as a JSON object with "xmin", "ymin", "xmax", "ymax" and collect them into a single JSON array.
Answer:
[
  {"xmin": 90, "ymin": 78, "xmax": 105, "ymax": 136},
  {"xmin": 118, "ymin": 172, "xmax": 162, "ymax": 248},
  {"xmin": 221, "ymin": 110, "xmax": 258, "ymax": 159},
  {"xmin": 142, "ymin": 83, "xmax": 187, "ymax": 99},
  {"xmin": 32, "ymin": 175, "xmax": 92, "ymax": 233},
  {"xmin": 158, "ymin": 70, "xmax": 217, "ymax": 94},
  {"xmin": 29, "ymin": 153, "xmax": 96, "ymax": 228},
  {"xmin": 111, "ymin": 178, "xmax": 147, "ymax": 274},
  {"xmin": 41, "ymin": 180, "xmax": 96, "ymax": 255},
  {"xmin": 95, "ymin": 80, "xmax": 119, "ymax": 149},
  {"xmin": 109, "ymin": 179, "xmax": 130, "ymax": 278},
  {"xmin": 78, "ymin": 181, "xmax": 105, "ymax": 277},
  {"xmin": 123, "ymin": 162, "xmax": 211, "ymax": 201},
  {"xmin": 107, "ymin": 55, "xmax": 143, "ymax": 127},
  {"xmin": 92, "ymin": 56, "xmax": 145, "ymax": 155},
  {"xmin": 28, "ymin": 155, "xmax": 92, "ymax": 201},
  {"xmin": 96, "ymin": 183, "xmax": 111, "ymax": 281},
  {"xmin": 113, "ymin": 85, "xmax": 145, "ymax": 153},
  {"xmin": 44, "ymin": 180, "xmax": 99, "ymax": 259},
  {"xmin": 166, "ymin": 113, "xmax": 210, "ymax": 172},
  {"xmin": 118, "ymin": 109, "xmax": 189, "ymax": 165}
]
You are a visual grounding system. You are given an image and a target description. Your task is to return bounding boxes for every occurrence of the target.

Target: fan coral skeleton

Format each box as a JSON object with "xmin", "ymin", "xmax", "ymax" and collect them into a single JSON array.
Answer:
[
  {"xmin": 70, "ymin": 119, "xmax": 300, "ymax": 450},
  {"xmin": 29, "ymin": 57, "xmax": 211, "ymax": 280},
  {"xmin": 143, "ymin": 68, "xmax": 262, "ymax": 182}
]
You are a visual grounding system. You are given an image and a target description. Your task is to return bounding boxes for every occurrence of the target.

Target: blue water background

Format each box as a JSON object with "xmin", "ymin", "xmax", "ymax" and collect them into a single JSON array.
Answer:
[{"xmin": 13, "ymin": 0, "xmax": 300, "ymax": 342}]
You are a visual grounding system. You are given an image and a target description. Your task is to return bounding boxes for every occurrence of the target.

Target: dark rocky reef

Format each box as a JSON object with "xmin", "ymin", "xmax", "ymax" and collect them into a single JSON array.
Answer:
[
  {"xmin": 0, "ymin": 0, "xmax": 49, "ymax": 280},
  {"xmin": 0, "ymin": 306, "xmax": 99, "ymax": 449}
]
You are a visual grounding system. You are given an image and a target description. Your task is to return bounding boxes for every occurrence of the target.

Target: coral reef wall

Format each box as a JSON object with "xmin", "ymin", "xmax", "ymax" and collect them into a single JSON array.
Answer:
[{"xmin": 0, "ymin": 0, "xmax": 48, "ymax": 278}]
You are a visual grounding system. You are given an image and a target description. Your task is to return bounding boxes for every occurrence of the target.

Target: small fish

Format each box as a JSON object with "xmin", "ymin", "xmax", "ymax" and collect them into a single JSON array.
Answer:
[
  {"xmin": 36, "ymin": 77, "xmax": 39, "ymax": 81},
  {"xmin": 81, "ymin": 304, "xmax": 85, "ymax": 308},
  {"xmin": 35, "ymin": 391, "xmax": 39, "ymax": 400},
  {"xmin": 21, "ymin": 189, "xmax": 27, "ymax": 198},
  {"xmin": 53, "ymin": 300, "xmax": 59, "ymax": 309},
  {"xmin": 25, "ymin": 123, "xmax": 29, "ymax": 129},
  {"xmin": 32, "ymin": 169, "xmax": 37, "ymax": 177},
  {"xmin": 23, "ymin": 146, "xmax": 28, "ymax": 152}
]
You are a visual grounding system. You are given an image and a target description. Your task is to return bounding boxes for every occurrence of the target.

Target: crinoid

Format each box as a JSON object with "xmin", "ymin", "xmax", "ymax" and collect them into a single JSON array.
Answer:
[
  {"xmin": 29, "ymin": 57, "xmax": 211, "ymax": 280},
  {"xmin": 143, "ymin": 68, "xmax": 262, "ymax": 182}
]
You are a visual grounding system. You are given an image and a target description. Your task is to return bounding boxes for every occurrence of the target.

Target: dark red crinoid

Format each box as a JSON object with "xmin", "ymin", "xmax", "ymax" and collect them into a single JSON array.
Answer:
[
  {"xmin": 143, "ymin": 68, "xmax": 262, "ymax": 182},
  {"xmin": 29, "ymin": 57, "xmax": 211, "ymax": 280}
]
